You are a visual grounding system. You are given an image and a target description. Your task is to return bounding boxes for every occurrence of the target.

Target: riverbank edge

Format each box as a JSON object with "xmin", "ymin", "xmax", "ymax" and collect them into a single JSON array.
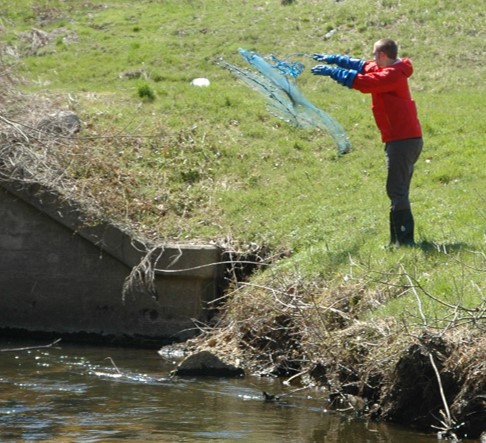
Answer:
[{"xmin": 168, "ymin": 315, "xmax": 485, "ymax": 441}]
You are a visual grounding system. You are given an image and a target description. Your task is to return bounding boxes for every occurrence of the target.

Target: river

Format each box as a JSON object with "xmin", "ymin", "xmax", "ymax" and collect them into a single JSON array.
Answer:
[{"xmin": 0, "ymin": 338, "xmax": 441, "ymax": 442}]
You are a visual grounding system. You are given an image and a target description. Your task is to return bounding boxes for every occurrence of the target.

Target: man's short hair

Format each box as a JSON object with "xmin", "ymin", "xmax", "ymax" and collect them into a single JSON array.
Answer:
[{"xmin": 375, "ymin": 38, "xmax": 398, "ymax": 59}]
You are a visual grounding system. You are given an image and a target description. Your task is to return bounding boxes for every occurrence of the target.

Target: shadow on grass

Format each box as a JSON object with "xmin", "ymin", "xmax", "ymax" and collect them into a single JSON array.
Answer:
[
  {"xmin": 326, "ymin": 240, "xmax": 366, "ymax": 270},
  {"xmin": 415, "ymin": 240, "xmax": 474, "ymax": 254}
]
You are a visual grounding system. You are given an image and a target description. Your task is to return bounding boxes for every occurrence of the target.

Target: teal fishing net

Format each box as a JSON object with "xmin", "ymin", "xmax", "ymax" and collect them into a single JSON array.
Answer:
[{"xmin": 220, "ymin": 48, "xmax": 351, "ymax": 155}]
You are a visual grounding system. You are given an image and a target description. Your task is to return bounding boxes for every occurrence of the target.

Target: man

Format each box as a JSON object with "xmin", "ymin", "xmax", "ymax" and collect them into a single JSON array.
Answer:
[{"xmin": 311, "ymin": 38, "xmax": 423, "ymax": 247}]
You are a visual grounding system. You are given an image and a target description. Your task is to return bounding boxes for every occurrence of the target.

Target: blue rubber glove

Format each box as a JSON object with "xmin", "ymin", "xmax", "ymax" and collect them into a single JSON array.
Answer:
[
  {"xmin": 312, "ymin": 54, "xmax": 365, "ymax": 72},
  {"xmin": 311, "ymin": 65, "xmax": 358, "ymax": 88},
  {"xmin": 311, "ymin": 64, "xmax": 334, "ymax": 76},
  {"xmin": 312, "ymin": 53, "xmax": 337, "ymax": 63}
]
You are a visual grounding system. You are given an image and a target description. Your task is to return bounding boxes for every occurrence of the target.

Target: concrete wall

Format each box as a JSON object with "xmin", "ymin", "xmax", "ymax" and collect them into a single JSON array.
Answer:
[{"xmin": 0, "ymin": 181, "xmax": 224, "ymax": 345}]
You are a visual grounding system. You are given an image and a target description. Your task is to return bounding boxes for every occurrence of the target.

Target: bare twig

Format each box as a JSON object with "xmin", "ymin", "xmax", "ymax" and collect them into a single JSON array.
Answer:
[
  {"xmin": 0, "ymin": 338, "xmax": 62, "ymax": 352},
  {"xmin": 428, "ymin": 352, "xmax": 455, "ymax": 432},
  {"xmin": 0, "ymin": 114, "xmax": 31, "ymax": 142},
  {"xmin": 401, "ymin": 264, "xmax": 427, "ymax": 326},
  {"xmin": 105, "ymin": 357, "xmax": 122, "ymax": 375},
  {"xmin": 122, "ymin": 245, "xmax": 162, "ymax": 302},
  {"xmin": 283, "ymin": 368, "xmax": 309, "ymax": 386}
]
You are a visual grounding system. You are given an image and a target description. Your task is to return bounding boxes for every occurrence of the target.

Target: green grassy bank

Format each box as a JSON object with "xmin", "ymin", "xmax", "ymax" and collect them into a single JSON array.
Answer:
[
  {"xmin": 1, "ymin": 0, "xmax": 485, "ymax": 436},
  {"xmin": 2, "ymin": 0, "xmax": 483, "ymax": 322}
]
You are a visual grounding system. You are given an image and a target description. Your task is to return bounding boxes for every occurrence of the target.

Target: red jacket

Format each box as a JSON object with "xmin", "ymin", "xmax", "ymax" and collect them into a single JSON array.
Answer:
[{"xmin": 352, "ymin": 58, "xmax": 422, "ymax": 143}]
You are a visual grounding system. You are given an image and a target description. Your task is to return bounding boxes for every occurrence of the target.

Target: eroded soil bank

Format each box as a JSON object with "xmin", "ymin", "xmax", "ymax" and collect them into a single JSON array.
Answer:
[{"xmin": 180, "ymin": 307, "xmax": 485, "ymax": 441}]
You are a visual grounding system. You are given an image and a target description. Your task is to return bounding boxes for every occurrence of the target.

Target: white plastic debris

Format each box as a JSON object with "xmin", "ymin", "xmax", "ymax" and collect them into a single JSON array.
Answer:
[
  {"xmin": 324, "ymin": 29, "xmax": 337, "ymax": 39},
  {"xmin": 190, "ymin": 77, "xmax": 210, "ymax": 87}
]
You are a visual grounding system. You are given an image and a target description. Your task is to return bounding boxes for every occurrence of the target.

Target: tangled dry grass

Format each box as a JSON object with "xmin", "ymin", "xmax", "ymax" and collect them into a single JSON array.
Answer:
[
  {"xmin": 1, "ymin": 45, "xmax": 180, "ymax": 241},
  {"xmin": 185, "ymin": 266, "xmax": 485, "ymax": 439},
  {"xmin": 0, "ymin": 45, "xmax": 94, "ymax": 211}
]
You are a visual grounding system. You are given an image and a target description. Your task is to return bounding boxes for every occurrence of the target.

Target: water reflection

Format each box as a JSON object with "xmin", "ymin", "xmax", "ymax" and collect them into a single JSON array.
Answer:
[{"xmin": 0, "ymin": 340, "xmax": 438, "ymax": 442}]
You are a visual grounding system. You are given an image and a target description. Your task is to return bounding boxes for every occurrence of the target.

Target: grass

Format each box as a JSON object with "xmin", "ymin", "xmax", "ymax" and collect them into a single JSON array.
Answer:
[{"xmin": 1, "ymin": 0, "xmax": 485, "ymax": 332}]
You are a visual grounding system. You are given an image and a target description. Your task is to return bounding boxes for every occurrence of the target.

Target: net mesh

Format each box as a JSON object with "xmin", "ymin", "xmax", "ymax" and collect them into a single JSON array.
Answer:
[{"xmin": 220, "ymin": 48, "xmax": 351, "ymax": 155}]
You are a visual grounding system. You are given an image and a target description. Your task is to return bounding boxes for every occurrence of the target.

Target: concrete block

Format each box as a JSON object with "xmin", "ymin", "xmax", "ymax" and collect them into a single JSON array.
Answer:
[{"xmin": 0, "ymin": 181, "xmax": 224, "ymax": 345}]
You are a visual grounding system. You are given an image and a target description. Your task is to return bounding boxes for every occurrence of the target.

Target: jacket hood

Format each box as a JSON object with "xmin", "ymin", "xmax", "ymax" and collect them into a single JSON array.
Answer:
[{"xmin": 395, "ymin": 57, "xmax": 414, "ymax": 78}]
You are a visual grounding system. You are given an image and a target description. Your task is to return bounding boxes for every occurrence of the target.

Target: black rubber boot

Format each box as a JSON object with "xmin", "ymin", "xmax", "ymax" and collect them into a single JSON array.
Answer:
[
  {"xmin": 389, "ymin": 211, "xmax": 397, "ymax": 246},
  {"xmin": 390, "ymin": 209, "xmax": 415, "ymax": 246}
]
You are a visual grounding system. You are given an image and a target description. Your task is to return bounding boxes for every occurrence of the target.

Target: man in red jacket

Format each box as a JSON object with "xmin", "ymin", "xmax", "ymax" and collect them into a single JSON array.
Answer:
[{"xmin": 312, "ymin": 38, "xmax": 423, "ymax": 247}]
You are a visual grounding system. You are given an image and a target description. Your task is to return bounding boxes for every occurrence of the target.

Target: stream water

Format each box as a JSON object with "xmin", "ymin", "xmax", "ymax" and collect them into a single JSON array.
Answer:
[{"xmin": 0, "ymin": 338, "xmax": 442, "ymax": 442}]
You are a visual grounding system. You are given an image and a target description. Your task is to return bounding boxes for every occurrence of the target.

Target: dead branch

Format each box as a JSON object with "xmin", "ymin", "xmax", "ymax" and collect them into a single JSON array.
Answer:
[
  {"xmin": 0, "ymin": 338, "xmax": 62, "ymax": 352},
  {"xmin": 105, "ymin": 356, "xmax": 122, "ymax": 374},
  {"xmin": 429, "ymin": 353, "xmax": 453, "ymax": 426},
  {"xmin": 122, "ymin": 245, "xmax": 162, "ymax": 302},
  {"xmin": 401, "ymin": 264, "xmax": 427, "ymax": 326}
]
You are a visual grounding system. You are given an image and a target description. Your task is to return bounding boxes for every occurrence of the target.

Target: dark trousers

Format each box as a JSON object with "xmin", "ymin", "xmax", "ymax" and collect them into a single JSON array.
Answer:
[
  {"xmin": 385, "ymin": 137, "xmax": 423, "ymax": 211},
  {"xmin": 385, "ymin": 137, "xmax": 423, "ymax": 245}
]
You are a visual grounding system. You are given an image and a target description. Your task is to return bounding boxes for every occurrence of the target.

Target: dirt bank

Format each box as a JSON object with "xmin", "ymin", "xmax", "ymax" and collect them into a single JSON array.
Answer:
[{"xmin": 183, "ymin": 283, "xmax": 485, "ymax": 440}]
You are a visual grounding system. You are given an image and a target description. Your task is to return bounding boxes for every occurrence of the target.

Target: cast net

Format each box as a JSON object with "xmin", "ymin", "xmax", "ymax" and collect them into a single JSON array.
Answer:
[{"xmin": 220, "ymin": 48, "xmax": 351, "ymax": 155}]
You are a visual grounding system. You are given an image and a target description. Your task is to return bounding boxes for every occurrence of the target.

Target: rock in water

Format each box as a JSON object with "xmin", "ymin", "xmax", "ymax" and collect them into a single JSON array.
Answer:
[{"xmin": 173, "ymin": 350, "xmax": 244, "ymax": 377}]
